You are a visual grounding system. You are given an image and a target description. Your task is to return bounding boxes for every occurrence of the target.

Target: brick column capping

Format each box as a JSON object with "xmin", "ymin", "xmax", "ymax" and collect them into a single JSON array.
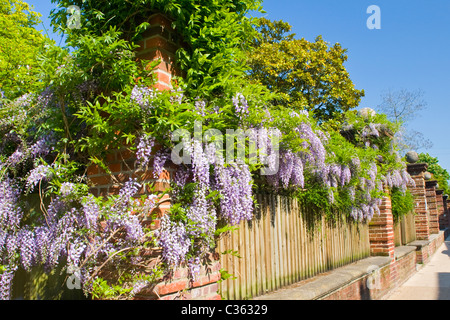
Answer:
[
  {"xmin": 425, "ymin": 180, "xmax": 439, "ymax": 235},
  {"xmin": 86, "ymin": 12, "xmax": 222, "ymax": 300},
  {"xmin": 407, "ymin": 163, "xmax": 430, "ymax": 240},
  {"xmin": 369, "ymin": 191, "xmax": 395, "ymax": 261}
]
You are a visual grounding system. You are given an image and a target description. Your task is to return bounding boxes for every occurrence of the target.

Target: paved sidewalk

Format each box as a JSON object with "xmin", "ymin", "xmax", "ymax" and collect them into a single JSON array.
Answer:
[{"xmin": 386, "ymin": 237, "xmax": 450, "ymax": 300}]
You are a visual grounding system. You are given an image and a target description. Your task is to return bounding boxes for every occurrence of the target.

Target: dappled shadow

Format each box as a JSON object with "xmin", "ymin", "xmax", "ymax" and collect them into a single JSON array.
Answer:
[
  {"xmin": 441, "ymin": 240, "xmax": 450, "ymax": 257},
  {"xmin": 438, "ymin": 272, "xmax": 450, "ymax": 300},
  {"xmin": 437, "ymin": 239, "xmax": 450, "ymax": 300}
]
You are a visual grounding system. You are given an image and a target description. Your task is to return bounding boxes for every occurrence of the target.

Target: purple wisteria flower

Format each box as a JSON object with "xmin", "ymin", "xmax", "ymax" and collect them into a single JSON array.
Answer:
[
  {"xmin": 18, "ymin": 228, "xmax": 36, "ymax": 272},
  {"xmin": 25, "ymin": 164, "xmax": 52, "ymax": 190},
  {"xmin": 214, "ymin": 160, "xmax": 254, "ymax": 226},
  {"xmin": 153, "ymin": 148, "xmax": 170, "ymax": 179},
  {"xmin": 131, "ymin": 85, "xmax": 155, "ymax": 112},
  {"xmin": 0, "ymin": 178, "xmax": 23, "ymax": 232},
  {"xmin": 155, "ymin": 215, "xmax": 191, "ymax": 267},
  {"xmin": 136, "ymin": 134, "xmax": 155, "ymax": 168},
  {"xmin": 60, "ymin": 182, "xmax": 75, "ymax": 197},
  {"xmin": 232, "ymin": 93, "xmax": 249, "ymax": 120},
  {"xmin": 0, "ymin": 269, "xmax": 15, "ymax": 300}
]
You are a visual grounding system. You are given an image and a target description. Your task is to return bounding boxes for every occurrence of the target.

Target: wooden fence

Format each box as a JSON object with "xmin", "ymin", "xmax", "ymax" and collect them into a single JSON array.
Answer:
[
  {"xmin": 216, "ymin": 193, "xmax": 371, "ymax": 300},
  {"xmin": 393, "ymin": 212, "xmax": 416, "ymax": 247}
]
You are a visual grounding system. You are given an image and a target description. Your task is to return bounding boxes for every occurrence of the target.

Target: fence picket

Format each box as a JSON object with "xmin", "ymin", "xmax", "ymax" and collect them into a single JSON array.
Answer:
[{"xmin": 218, "ymin": 194, "xmax": 371, "ymax": 299}]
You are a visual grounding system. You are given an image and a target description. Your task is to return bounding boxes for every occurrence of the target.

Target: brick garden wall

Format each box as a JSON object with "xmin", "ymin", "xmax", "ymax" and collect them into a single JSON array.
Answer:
[{"xmin": 86, "ymin": 11, "xmax": 450, "ymax": 300}]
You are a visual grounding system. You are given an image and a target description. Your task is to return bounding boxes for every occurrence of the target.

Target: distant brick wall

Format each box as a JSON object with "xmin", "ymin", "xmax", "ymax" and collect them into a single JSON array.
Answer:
[
  {"xmin": 436, "ymin": 190, "xmax": 446, "ymax": 230},
  {"xmin": 426, "ymin": 180, "xmax": 439, "ymax": 235}
]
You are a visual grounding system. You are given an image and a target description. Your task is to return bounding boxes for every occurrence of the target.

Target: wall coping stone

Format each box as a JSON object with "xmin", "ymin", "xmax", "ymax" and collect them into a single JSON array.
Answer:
[
  {"xmin": 408, "ymin": 240, "xmax": 430, "ymax": 249},
  {"xmin": 408, "ymin": 232, "xmax": 442, "ymax": 250},
  {"xmin": 253, "ymin": 256, "xmax": 391, "ymax": 300},
  {"xmin": 406, "ymin": 163, "xmax": 428, "ymax": 174},
  {"xmin": 425, "ymin": 180, "xmax": 438, "ymax": 188},
  {"xmin": 394, "ymin": 246, "xmax": 417, "ymax": 260}
]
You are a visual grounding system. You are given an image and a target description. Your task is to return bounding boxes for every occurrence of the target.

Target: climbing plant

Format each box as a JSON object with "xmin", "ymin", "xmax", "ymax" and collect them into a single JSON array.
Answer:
[{"xmin": 0, "ymin": 0, "xmax": 417, "ymax": 300}]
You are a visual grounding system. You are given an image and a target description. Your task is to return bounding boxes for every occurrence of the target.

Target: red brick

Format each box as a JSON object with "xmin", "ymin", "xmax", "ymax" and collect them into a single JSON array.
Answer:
[
  {"xmin": 148, "ymin": 13, "xmax": 174, "ymax": 30},
  {"xmin": 106, "ymin": 152, "xmax": 116, "ymax": 163},
  {"xmin": 89, "ymin": 175, "xmax": 111, "ymax": 186},
  {"xmin": 154, "ymin": 70, "xmax": 172, "ymax": 85},
  {"xmin": 154, "ymin": 279, "xmax": 188, "ymax": 296},
  {"xmin": 153, "ymin": 82, "xmax": 172, "ymax": 91},
  {"xmin": 113, "ymin": 173, "xmax": 129, "ymax": 183},
  {"xmin": 118, "ymin": 149, "xmax": 134, "ymax": 161},
  {"xmin": 87, "ymin": 165, "xmax": 99, "ymax": 176},
  {"xmin": 145, "ymin": 36, "xmax": 178, "ymax": 55},
  {"xmin": 191, "ymin": 272, "xmax": 221, "ymax": 288},
  {"xmin": 109, "ymin": 162, "xmax": 121, "ymax": 173},
  {"xmin": 89, "ymin": 188, "xmax": 99, "ymax": 197}
]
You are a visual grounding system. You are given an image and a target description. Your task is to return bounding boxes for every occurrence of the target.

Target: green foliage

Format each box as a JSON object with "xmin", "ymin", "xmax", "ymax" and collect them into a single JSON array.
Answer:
[
  {"xmin": 391, "ymin": 187, "xmax": 415, "ymax": 221},
  {"xmin": 90, "ymin": 268, "xmax": 162, "ymax": 300},
  {"xmin": 0, "ymin": 0, "xmax": 51, "ymax": 99},
  {"xmin": 247, "ymin": 18, "xmax": 365, "ymax": 123},
  {"xmin": 50, "ymin": 0, "xmax": 264, "ymax": 101},
  {"xmin": 418, "ymin": 153, "xmax": 450, "ymax": 195}
]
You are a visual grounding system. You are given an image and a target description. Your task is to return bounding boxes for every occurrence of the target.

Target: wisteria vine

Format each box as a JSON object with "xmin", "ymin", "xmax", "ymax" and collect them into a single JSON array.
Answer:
[{"xmin": 0, "ymin": 78, "xmax": 416, "ymax": 300}]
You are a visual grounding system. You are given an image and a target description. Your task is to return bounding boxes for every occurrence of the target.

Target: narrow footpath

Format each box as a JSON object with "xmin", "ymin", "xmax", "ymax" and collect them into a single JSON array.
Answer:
[{"xmin": 386, "ymin": 236, "xmax": 450, "ymax": 300}]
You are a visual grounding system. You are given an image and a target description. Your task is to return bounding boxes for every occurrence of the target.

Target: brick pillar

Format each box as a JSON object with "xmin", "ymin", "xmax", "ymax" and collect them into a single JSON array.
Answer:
[
  {"xmin": 446, "ymin": 196, "xmax": 450, "ymax": 229},
  {"xmin": 407, "ymin": 163, "xmax": 430, "ymax": 240},
  {"xmin": 86, "ymin": 13, "xmax": 222, "ymax": 300},
  {"xmin": 425, "ymin": 180, "xmax": 439, "ymax": 234},
  {"xmin": 436, "ymin": 189, "xmax": 445, "ymax": 230},
  {"xmin": 369, "ymin": 191, "xmax": 395, "ymax": 261},
  {"xmin": 135, "ymin": 13, "xmax": 182, "ymax": 91}
]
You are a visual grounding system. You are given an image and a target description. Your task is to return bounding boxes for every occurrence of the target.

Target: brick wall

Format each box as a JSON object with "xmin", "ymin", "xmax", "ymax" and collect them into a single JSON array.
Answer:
[
  {"xmin": 134, "ymin": 257, "xmax": 222, "ymax": 300},
  {"xmin": 323, "ymin": 262, "xmax": 392, "ymax": 300}
]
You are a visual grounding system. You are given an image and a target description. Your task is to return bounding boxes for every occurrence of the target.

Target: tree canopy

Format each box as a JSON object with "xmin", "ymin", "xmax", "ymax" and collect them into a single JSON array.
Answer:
[
  {"xmin": 418, "ymin": 153, "xmax": 450, "ymax": 195},
  {"xmin": 247, "ymin": 18, "xmax": 365, "ymax": 123},
  {"xmin": 0, "ymin": 0, "xmax": 51, "ymax": 99}
]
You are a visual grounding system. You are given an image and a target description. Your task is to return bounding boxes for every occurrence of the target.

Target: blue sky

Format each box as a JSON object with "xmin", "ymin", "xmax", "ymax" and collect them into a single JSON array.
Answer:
[{"xmin": 27, "ymin": 0, "xmax": 450, "ymax": 174}]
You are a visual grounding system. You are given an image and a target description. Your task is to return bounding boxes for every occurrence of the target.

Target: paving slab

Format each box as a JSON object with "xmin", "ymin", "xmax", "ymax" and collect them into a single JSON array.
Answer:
[{"xmin": 386, "ymin": 238, "xmax": 450, "ymax": 300}]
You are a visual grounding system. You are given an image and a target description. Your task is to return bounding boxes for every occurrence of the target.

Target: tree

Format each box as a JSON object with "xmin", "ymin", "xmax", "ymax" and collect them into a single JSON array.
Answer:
[
  {"xmin": 247, "ymin": 18, "xmax": 365, "ymax": 122},
  {"xmin": 49, "ymin": 0, "xmax": 264, "ymax": 100},
  {"xmin": 418, "ymin": 153, "xmax": 450, "ymax": 195},
  {"xmin": 0, "ymin": 0, "xmax": 50, "ymax": 99},
  {"xmin": 377, "ymin": 88, "xmax": 432, "ymax": 152}
]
